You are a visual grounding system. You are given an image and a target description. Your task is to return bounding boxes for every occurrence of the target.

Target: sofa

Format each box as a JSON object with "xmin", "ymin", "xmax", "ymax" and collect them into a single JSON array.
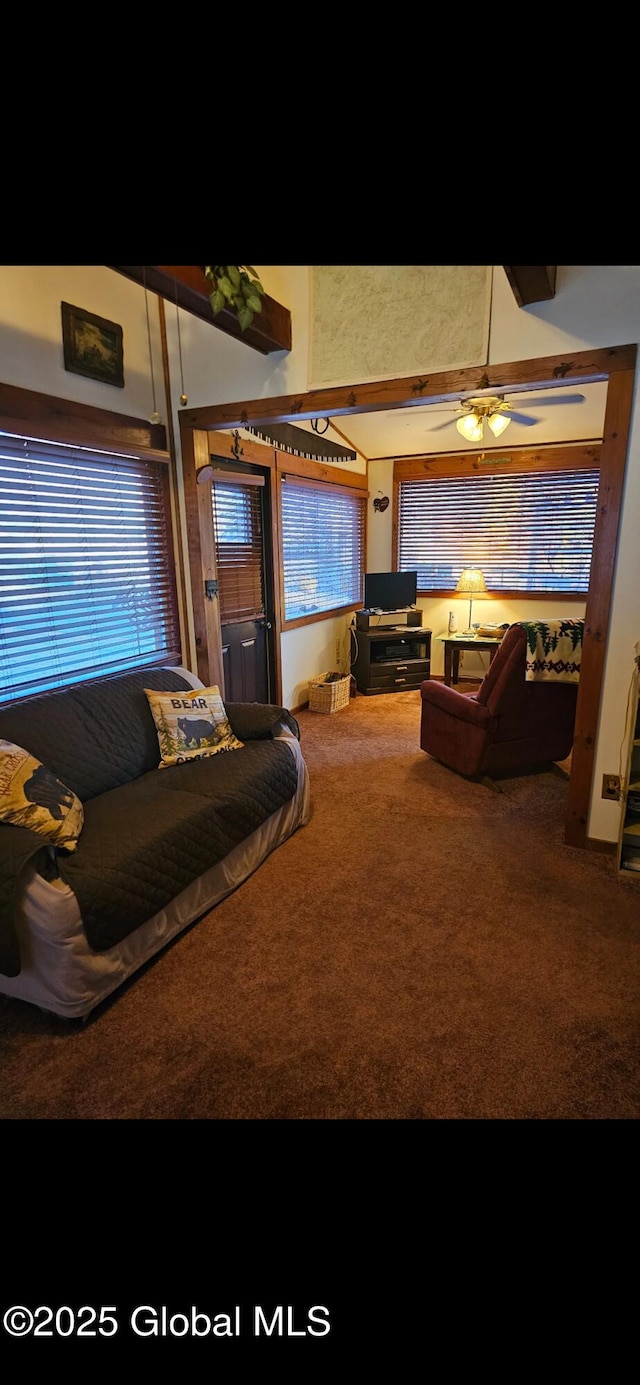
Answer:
[
  {"xmin": 420, "ymin": 620, "xmax": 582, "ymax": 782},
  {"xmin": 0, "ymin": 666, "xmax": 310, "ymax": 1019}
]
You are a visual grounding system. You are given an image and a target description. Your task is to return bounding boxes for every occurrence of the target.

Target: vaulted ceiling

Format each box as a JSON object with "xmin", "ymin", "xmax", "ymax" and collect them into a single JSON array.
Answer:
[
  {"xmin": 109, "ymin": 265, "xmax": 556, "ymax": 356},
  {"xmin": 111, "ymin": 266, "xmax": 588, "ymax": 462}
]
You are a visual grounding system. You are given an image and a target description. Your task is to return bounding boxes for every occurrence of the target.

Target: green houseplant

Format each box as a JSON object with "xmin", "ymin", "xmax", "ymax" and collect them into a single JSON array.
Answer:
[{"xmin": 204, "ymin": 265, "xmax": 265, "ymax": 331}]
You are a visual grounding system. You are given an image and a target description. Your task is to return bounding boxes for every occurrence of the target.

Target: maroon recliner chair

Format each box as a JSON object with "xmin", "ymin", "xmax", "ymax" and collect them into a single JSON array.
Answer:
[{"xmin": 420, "ymin": 623, "xmax": 578, "ymax": 782}]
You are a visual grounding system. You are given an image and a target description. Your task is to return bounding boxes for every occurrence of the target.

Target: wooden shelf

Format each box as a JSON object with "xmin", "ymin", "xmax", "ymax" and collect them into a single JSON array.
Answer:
[
  {"xmin": 503, "ymin": 266, "xmax": 557, "ymax": 306},
  {"xmin": 108, "ymin": 266, "xmax": 292, "ymax": 356}
]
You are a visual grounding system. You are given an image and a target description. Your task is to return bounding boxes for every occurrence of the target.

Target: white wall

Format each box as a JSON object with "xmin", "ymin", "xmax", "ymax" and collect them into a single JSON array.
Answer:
[
  {"xmin": 281, "ymin": 617, "xmax": 352, "ymax": 713},
  {"xmin": 0, "ymin": 264, "xmax": 638, "ymax": 843},
  {"xmin": 0, "ymin": 266, "xmax": 163, "ymax": 417},
  {"xmin": 489, "ymin": 266, "xmax": 640, "ymax": 843}
]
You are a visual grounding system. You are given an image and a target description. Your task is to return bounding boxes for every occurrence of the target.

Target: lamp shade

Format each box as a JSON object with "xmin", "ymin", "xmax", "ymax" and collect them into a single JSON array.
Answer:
[
  {"xmin": 455, "ymin": 567, "xmax": 487, "ymax": 635},
  {"xmin": 455, "ymin": 567, "xmax": 487, "ymax": 595},
  {"xmin": 487, "ymin": 411, "xmax": 510, "ymax": 438},
  {"xmin": 456, "ymin": 406, "xmax": 512, "ymax": 441},
  {"xmin": 456, "ymin": 412, "xmax": 483, "ymax": 441}
]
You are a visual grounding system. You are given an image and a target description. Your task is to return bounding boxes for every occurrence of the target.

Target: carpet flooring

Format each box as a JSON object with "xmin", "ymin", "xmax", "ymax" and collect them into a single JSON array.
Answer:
[{"xmin": 1, "ymin": 688, "xmax": 638, "ymax": 1120}]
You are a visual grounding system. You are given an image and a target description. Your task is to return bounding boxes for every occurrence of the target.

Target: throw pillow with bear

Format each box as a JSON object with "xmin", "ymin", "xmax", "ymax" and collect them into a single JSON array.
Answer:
[
  {"xmin": 144, "ymin": 686, "xmax": 244, "ymax": 767},
  {"xmin": 0, "ymin": 739, "xmax": 84, "ymax": 850}
]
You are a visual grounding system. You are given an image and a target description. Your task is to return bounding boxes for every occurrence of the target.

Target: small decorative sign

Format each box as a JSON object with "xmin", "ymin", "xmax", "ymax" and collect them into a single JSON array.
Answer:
[{"xmin": 61, "ymin": 302, "xmax": 124, "ymax": 387}]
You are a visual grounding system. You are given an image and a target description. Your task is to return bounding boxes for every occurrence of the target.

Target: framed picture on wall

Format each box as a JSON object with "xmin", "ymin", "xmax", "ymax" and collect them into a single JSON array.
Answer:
[{"xmin": 61, "ymin": 301, "xmax": 124, "ymax": 387}]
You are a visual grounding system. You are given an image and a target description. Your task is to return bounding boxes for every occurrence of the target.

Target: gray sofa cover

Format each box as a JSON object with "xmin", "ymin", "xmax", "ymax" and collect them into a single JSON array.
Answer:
[{"xmin": 0, "ymin": 666, "xmax": 310, "ymax": 1018}]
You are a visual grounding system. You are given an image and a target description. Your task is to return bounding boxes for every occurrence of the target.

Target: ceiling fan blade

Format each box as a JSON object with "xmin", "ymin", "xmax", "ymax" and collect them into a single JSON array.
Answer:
[
  {"xmin": 509, "ymin": 393, "xmax": 586, "ymax": 408},
  {"xmin": 428, "ymin": 418, "xmax": 458, "ymax": 431},
  {"xmin": 506, "ymin": 411, "xmax": 540, "ymax": 426}
]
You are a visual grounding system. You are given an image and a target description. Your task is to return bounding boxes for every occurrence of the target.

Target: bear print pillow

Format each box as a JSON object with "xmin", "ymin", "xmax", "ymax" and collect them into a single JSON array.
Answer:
[
  {"xmin": 144, "ymin": 686, "xmax": 244, "ymax": 767},
  {"xmin": 0, "ymin": 739, "xmax": 84, "ymax": 851}
]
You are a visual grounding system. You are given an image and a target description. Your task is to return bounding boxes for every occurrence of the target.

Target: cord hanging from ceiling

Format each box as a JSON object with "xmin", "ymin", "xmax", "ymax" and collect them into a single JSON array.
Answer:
[
  {"xmin": 143, "ymin": 267, "xmax": 162, "ymax": 425},
  {"xmin": 175, "ymin": 277, "xmax": 188, "ymax": 407}
]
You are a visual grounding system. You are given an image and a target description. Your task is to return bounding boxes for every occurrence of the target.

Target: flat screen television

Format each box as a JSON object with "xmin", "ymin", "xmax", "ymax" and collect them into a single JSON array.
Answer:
[{"xmin": 364, "ymin": 570, "xmax": 417, "ymax": 611}]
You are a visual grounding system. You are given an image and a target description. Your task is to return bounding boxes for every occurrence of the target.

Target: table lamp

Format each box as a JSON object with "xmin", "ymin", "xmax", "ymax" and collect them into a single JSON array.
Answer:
[{"xmin": 455, "ymin": 567, "xmax": 487, "ymax": 634}]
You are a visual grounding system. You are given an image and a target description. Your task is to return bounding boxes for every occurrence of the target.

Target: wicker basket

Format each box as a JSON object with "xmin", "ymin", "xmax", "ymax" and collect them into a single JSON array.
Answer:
[{"xmin": 308, "ymin": 671, "xmax": 351, "ymax": 713}]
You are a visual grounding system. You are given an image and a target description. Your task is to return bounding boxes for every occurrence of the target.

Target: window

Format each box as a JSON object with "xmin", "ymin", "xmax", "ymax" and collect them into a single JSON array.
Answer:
[
  {"xmin": 0, "ymin": 430, "xmax": 181, "ymax": 702},
  {"xmin": 211, "ymin": 475, "xmax": 265, "ymax": 622},
  {"xmin": 280, "ymin": 476, "xmax": 365, "ymax": 622},
  {"xmin": 398, "ymin": 464, "xmax": 599, "ymax": 595}
]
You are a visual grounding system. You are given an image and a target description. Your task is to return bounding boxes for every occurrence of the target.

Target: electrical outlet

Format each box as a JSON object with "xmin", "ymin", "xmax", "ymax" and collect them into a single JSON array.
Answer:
[{"xmin": 602, "ymin": 773, "xmax": 621, "ymax": 801}]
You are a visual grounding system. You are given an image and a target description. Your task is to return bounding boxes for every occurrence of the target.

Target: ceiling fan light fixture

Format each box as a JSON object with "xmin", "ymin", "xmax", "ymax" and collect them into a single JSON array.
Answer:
[
  {"xmin": 457, "ymin": 412, "xmax": 483, "ymax": 442},
  {"xmin": 487, "ymin": 411, "xmax": 511, "ymax": 438}
]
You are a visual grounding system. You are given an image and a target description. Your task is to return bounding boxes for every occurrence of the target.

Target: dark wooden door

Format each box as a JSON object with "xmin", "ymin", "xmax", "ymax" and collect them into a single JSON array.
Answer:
[
  {"xmin": 211, "ymin": 468, "xmax": 273, "ymax": 704},
  {"xmin": 221, "ymin": 617, "xmax": 269, "ymax": 702}
]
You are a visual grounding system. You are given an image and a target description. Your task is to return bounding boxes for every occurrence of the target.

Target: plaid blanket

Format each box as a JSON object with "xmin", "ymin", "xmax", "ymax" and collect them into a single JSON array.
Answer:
[{"xmin": 520, "ymin": 619, "xmax": 584, "ymax": 682}]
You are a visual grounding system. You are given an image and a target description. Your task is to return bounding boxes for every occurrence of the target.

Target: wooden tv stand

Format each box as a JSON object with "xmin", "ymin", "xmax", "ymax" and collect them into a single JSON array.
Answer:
[{"xmin": 351, "ymin": 627, "xmax": 431, "ymax": 696}]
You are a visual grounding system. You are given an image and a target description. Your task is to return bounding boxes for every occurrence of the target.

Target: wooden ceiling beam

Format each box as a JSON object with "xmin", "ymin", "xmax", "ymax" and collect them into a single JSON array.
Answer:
[
  {"xmin": 503, "ymin": 266, "xmax": 557, "ymax": 306},
  {"xmin": 180, "ymin": 343, "xmax": 636, "ymax": 433},
  {"xmin": 108, "ymin": 265, "xmax": 292, "ymax": 356}
]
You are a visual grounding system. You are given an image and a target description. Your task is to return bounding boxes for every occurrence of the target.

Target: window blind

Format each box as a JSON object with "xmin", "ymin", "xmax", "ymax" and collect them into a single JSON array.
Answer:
[
  {"xmin": 281, "ymin": 477, "xmax": 365, "ymax": 620},
  {"xmin": 211, "ymin": 477, "xmax": 265, "ymax": 622},
  {"xmin": 398, "ymin": 468, "xmax": 599, "ymax": 594},
  {"xmin": 0, "ymin": 431, "xmax": 181, "ymax": 702}
]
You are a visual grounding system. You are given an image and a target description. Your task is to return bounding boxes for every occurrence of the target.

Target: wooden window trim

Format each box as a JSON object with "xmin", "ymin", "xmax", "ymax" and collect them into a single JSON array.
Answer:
[
  {"xmin": 0, "ymin": 381, "xmax": 169, "ymax": 460},
  {"xmin": 279, "ymin": 475, "xmax": 366, "ymax": 630},
  {"xmin": 0, "ymin": 398, "xmax": 181, "ymax": 701},
  {"xmin": 394, "ymin": 441, "xmax": 601, "ymax": 601}
]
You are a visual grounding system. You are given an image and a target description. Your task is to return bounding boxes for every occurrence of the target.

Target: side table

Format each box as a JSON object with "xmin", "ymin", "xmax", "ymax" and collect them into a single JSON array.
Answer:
[{"xmin": 437, "ymin": 633, "xmax": 503, "ymax": 687}]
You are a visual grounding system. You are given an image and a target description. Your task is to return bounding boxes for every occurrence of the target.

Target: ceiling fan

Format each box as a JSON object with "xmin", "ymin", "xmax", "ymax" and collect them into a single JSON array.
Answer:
[{"xmin": 427, "ymin": 392, "xmax": 586, "ymax": 442}]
